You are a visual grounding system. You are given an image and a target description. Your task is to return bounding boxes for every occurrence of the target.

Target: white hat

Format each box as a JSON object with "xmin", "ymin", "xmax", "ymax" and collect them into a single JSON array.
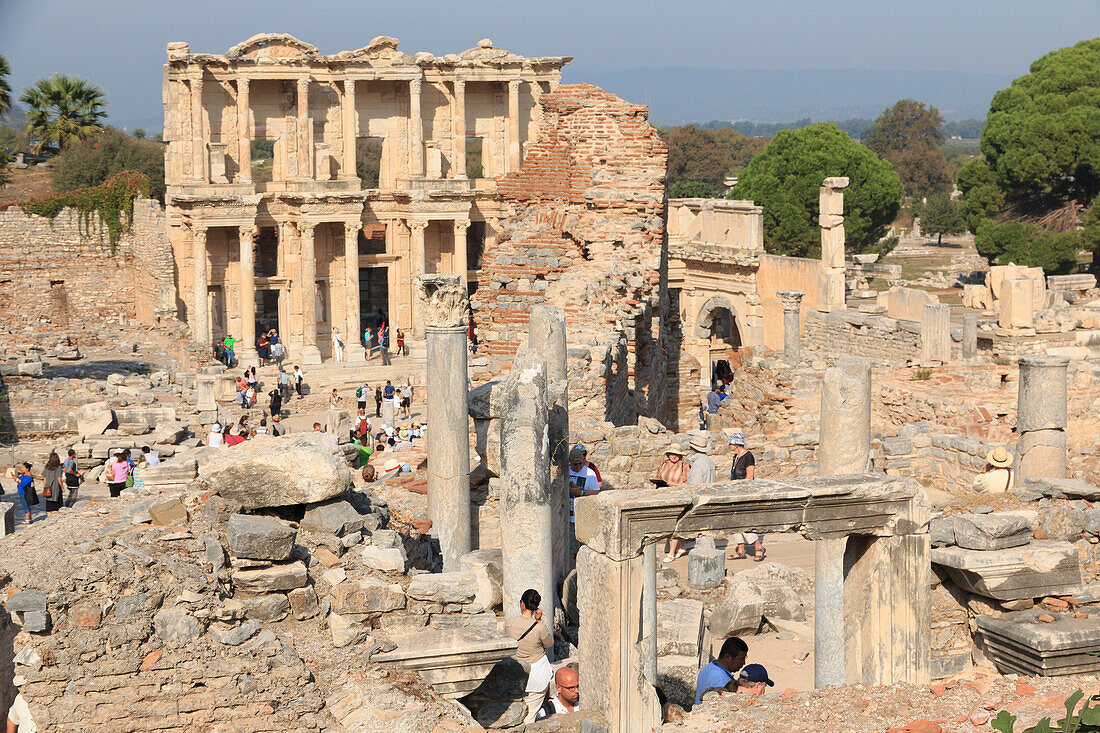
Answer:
[
  {"xmin": 383, "ymin": 458, "xmax": 401, "ymax": 473},
  {"xmin": 728, "ymin": 433, "xmax": 746, "ymax": 446},
  {"xmin": 688, "ymin": 435, "xmax": 710, "ymax": 453},
  {"xmin": 211, "ymin": 423, "xmax": 223, "ymax": 433}
]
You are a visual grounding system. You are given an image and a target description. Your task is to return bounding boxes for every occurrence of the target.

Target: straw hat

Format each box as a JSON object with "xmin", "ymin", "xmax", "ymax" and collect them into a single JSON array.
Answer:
[
  {"xmin": 665, "ymin": 444, "xmax": 686, "ymax": 456},
  {"xmin": 688, "ymin": 435, "xmax": 710, "ymax": 453},
  {"xmin": 382, "ymin": 458, "xmax": 402, "ymax": 473},
  {"xmin": 986, "ymin": 446, "xmax": 1013, "ymax": 468}
]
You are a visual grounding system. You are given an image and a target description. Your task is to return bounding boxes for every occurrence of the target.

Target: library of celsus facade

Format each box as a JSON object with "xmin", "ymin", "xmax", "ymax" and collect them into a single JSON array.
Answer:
[{"xmin": 163, "ymin": 33, "xmax": 569, "ymax": 362}]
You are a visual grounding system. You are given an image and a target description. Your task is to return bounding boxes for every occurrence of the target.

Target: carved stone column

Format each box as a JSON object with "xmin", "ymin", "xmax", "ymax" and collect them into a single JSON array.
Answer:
[
  {"xmin": 528, "ymin": 305, "xmax": 570, "ymax": 586},
  {"xmin": 962, "ymin": 313, "xmax": 978, "ymax": 361},
  {"xmin": 819, "ymin": 356, "xmax": 871, "ymax": 475},
  {"xmin": 778, "ymin": 290, "xmax": 804, "ymax": 364},
  {"xmin": 507, "ymin": 79, "xmax": 521, "ymax": 172},
  {"xmin": 815, "ymin": 536, "xmax": 846, "ymax": 688},
  {"xmin": 191, "ymin": 225, "xmax": 209, "ymax": 344},
  {"xmin": 453, "ymin": 79, "xmax": 466, "ymax": 178},
  {"xmin": 297, "ymin": 78, "xmax": 311, "ymax": 180},
  {"xmin": 1016, "ymin": 355, "xmax": 1069, "ymax": 480},
  {"xmin": 298, "ymin": 222, "xmax": 322, "ymax": 364},
  {"xmin": 344, "ymin": 222, "xmax": 365, "ymax": 362},
  {"xmin": 453, "ymin": 219, "xmax": 470, "ymax": 285},
  {"xmin": 238, "ymin": 225, "xmax": 258, "ymax": 364},
  {"xmin": 418, "ymin": 274, "xmax": 471, "ymax": 568},
  {"xmin": 343, "ymin": 77, "xmax": 357, "ymax": 179},
  {"xmin": 190, "ymin": 75, "xmax": 205, "ymax": 182},
  {"xmin": 409, "ymin": 76, "xmax": 424, "ymax": 176},
  {"xmin": 236, "ymin": 76, "xmax": 251, "ymax": 183},
  {"xmin": 409, "ymin": 220, "xmax": 428, "ymax": 337},
  {"xmin": 818, "ymin": 176, "xmax": 849, "ymax": 312}
]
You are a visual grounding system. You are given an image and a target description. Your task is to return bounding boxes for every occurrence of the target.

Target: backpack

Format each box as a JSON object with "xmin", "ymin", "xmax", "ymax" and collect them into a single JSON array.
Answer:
[{"xmin": 356, "ymin": 386, "xmax": 364, "ymax": 399}]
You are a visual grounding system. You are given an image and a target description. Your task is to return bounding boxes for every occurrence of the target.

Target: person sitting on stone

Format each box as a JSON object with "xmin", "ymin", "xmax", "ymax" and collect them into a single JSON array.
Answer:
[
  {"xmin": 535, "ymin": 666, "xmax": 581, "ymax": 719},
  {"xmin": 654, "ymin": 445, "xmax": 689, "ymax": 562},
  {"xmin": 695, "ymin": 636, "xmax": 748, "ymax": 705},
  {"xmin": 270, "ymin": 414, "xmax": 284, "ymax": 437},
  {"xmin": 207, "ymin": 422, "xmax": 224, "ymax": 447},
  {"xmin": 972, "ymin": 446, "xmax": 1014, "ymax": 494},
  {"xmin": 735, "ymin": 663, "xmax": 773, "ymax": 696},
  {"xmin": 506, "ymin": 588, "xmax": 555, "ymax": 724}
]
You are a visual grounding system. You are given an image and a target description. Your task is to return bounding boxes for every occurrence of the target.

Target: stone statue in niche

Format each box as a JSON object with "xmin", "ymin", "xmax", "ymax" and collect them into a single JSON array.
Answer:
[{"xmin": 416, "ymin": 274, "xmax": 468, "ymax": 329}]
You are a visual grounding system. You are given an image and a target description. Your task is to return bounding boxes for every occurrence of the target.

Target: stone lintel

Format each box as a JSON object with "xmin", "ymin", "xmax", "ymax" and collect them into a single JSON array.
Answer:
[{"xmin": 575, "ymin": 475, "xmax": 925, "ymax": 561}]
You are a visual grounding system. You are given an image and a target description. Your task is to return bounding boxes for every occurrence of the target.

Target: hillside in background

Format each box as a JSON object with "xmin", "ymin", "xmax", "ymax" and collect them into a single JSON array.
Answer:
[{"xmin": 566, "ymin": 66, "xmax": 1011, "ymax": 126}]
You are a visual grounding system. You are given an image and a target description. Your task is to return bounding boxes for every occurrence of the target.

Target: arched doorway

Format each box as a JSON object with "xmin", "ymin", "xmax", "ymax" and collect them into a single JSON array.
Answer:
[{"xmin": 694, "ymin": 296, "xmax": 743, "ymax": 387}]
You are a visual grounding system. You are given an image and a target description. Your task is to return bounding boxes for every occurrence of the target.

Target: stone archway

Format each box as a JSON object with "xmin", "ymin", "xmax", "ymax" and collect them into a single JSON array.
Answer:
[{"xmin": 693, "ymin": 295, "xmax": 743, "ymax": 345}]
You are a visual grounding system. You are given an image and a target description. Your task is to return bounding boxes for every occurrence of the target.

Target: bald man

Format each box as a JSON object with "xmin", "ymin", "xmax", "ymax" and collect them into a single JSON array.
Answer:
[{"xmin": 535, "ymin": 666, "xmax": 581, "ymax": 719}]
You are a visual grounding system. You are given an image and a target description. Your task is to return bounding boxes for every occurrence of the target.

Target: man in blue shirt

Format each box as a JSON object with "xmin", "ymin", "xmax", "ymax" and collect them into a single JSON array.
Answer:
[
  {"xmin": 706, "ymin": 385, "xmax": 727, "ymax": 414},
  {"xmin": 695, "ymin": 636, "xmax": 748, "ymax": 705}
]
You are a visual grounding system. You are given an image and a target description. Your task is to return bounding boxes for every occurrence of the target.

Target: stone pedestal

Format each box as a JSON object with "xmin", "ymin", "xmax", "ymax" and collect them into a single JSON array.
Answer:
[
  {"xmin": 818, "ymin": 357, "xmax": 871, "ymax": 475},
  {"xmin": 528, "ymin": 305, "xmax": 570, "ymax": 583},
  {"xmin": 1000, "ymin": 278, "xmax": 1037, "ymax": 329},
  {"xmin": 381, "ymin": 396, "xmax": 395, "ymax": 427},
  {"xmin": 1016, "ymin": 355, "xmax": 1069, "ymax": 480},
  {"xmin": 498, "ymin": 348, "xmax": 555, "ymax": 620},
  {"xmin": 1, "ymin": 502, "xmax": 14, "ymax": 536},
  {"xmin": 962, "ymin": 313, "xmax": 977, "ymax": 361},
  {"xmin": 815, "ymin": 537, "xmax": 846, "ymax": 687},
  {"xmin": 778, "ymin": 290, "xmax": 804, "ymax": 364},
  {"xmin": 419, "ymin": 275, "xmax": 471, "ymax": 569},
  {"xmin": 920, "ymin": 303, "xmax": 950, "ymax": 364}
]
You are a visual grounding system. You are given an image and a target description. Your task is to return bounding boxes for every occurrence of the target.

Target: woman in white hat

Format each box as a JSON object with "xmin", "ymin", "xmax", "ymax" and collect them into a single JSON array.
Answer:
[
  {"xmin": 207, "ymin": 422, "xmax": 224, "ymax": 448},
  {"xmin": 972, "ymin": 446, "xmax": 1014, "ymax": 494}
]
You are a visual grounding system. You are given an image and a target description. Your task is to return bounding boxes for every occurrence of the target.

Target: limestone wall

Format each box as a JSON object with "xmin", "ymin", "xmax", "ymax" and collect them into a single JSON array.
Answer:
[
  {"xmin": 757, "ymin": 254, "xmax": 821, "ymax": 350},
  {"xmin": 804, "ymin": 310, "xmax": 946, "ymax": 367},
  {"xmin": 0, "ymin": 200, "xmax": 171, "ymax": 330}
]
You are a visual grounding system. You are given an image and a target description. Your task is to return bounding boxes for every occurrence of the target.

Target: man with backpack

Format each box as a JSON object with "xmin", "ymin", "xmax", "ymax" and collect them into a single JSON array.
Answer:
[{"xmin": 356, "ymin": 383, "xmax": 369, "ymax": 412}]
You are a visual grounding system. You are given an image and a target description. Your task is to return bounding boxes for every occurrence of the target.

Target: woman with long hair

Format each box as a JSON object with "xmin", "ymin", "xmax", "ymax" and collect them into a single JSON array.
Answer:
[
  {"xmin": 42, "ymin": 452, "xmax": 64, "ymax": 513},
  {"xmin": 505, "ymin": 589, "xmax": 555, "ymax": 724}
]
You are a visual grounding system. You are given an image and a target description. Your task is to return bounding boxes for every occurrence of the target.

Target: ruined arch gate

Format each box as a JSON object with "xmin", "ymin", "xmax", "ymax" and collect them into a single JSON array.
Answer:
[{"xmin": 574, "ymin": 474, "xmax": 931, "ymax": 732}]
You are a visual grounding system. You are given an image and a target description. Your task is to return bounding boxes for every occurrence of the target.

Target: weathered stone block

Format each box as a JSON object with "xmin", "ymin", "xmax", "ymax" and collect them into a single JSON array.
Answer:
[
  {"xmin": 227, "ymin": 514, "xmax": 296, "ymax": 561},
  {"xmin": 232, "ymin": 561, "xmax": 308, "ymax": 593},
  {"xmin": 153, "ymin": 606, "xmax": 202, "ymax": 643},
  {"xmin": 358, "ymin": 544, "xmax": 407, "ymax": 573},
  {"xmin": 301, "ymin": 499, "xmax": 364, "ymax": 537},
  {"xmin": 329, "ymin": 578, "xmax": 406, "ymax": 615},
  {"xmin": 931, "ymin": 540, "xmax": 1081, "ymax": 600},
  {"xmin": 708, "ymin": 581, "xmax": 764, "ymax": 636},
  {"xmin": 953, "ymin": 513, "xmax": 1032, "ymax": 551},
  {"xmin": 329, "ymin": 611, "xmax": 369, "ymax": 647},
  {"xmin": 149, "ymin": 498, "xmax": 188, "ymax": 527},
  {"xmin": 288, "ymin": 586, "xmax": 320, "ymax": 620},
  {"xmin": 406, "ymin": 572, "xmax": 478, "ymax": 604},
  {"xmin": 242, "ymin": 593, "xmax": 290, "ymax": 621},
  {"xmin": 686, "ymin": 548, "xmax": 724, "ymax": 590}
]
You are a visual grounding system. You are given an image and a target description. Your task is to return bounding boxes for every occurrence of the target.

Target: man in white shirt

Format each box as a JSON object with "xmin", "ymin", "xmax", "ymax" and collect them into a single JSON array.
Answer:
[
  {"xmin": 535, "ymin": 667, "xmax": 581, "ymax": 720},
  {"xmin": 141, "ymin": 446, "xmax": 160, "ymax": 466},
  {"xmin": 568, "ymin": 448, "xmax": 600, "ymax": 523}
]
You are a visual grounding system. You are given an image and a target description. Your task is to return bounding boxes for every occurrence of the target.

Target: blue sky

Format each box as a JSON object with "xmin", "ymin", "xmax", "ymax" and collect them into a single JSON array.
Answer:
[{"xmin": 1, "ymin": 0, "xmax": 1096, "ymax": 128}]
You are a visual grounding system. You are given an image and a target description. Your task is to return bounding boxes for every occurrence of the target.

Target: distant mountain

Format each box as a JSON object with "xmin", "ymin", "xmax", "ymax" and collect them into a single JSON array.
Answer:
[{"xmin": 564, "ymin": 66, "xmax": 1014, "ymax": 126}]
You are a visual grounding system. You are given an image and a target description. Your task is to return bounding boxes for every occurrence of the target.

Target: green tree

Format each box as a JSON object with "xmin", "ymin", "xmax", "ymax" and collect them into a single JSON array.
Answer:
[
  {"xmin": 662, "ymin": 125, "xmax": 766, "ymax": 192},
  {"xmin": 864, "ymin": 99, "xmax": 951, "ymax": 196},
  {"xmin": 356, "ymin": 138, "xmax": 383, "ymax": 188},
  {"xmin": 20, "ymin": 74, "xmax": 106, "ymax": 151},
  {"xmin": 668, "ymin": 180, "xmax": 715, "ymax": 198},
  {"xmin": 52, "ymin": 128, "xmax": 165, "ymax": 201},
  {"xmin": 132, "ymin": 128, "xmax": 145, "ymax": 140},
  {"xmin": 729, "ymin": 123, "xmax": 903, "ymax": 257},
  {"xmin": 0, "ymin": 147, "xmax": 11, "ymax": 189},
  {"xmin": 975, "ymin": 220, "xmax": 1080, "ymax": 275},
  {"xmin": 0, "ymin": 55, "xmax": 11, "ymax": 117},
  {"xmin": 917, "ymin": 195, "xmax": 966, "ymax": 244}
]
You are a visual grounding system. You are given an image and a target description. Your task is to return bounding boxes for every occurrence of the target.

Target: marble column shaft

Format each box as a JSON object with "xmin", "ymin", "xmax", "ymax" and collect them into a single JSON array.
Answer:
[
  {"xmin": 409, "ymin": 77, "xmax": 424, "ymax": 176},
  {"xmin": 344, "ymin": 222, "xmax": 365, "ymax": 361},
  {"xmin": 642, "ymin": 542, "xmax": 658, "ymax": 685},
  {"xmin": 818, "ymin": 357, "xmax": 871, "ymax": 475},
  {"xmin": 297, "ymin": 78, "xmax": 311, "ymax": 179},
  {"xmin": 507, "ymin": 79, "xmax": 521, "ymax": 172},
  {"xmin": 409, "ymin": 221, "xmax": 428, "ymax": 338},
  {"xmin": 192, "ymin": 226, "xmax": 209, "ymax": 343},
  {"xmin": 236, "ymin": 76, "xmax": 251, "ymax": 183},
  {"xmin": 238, "ymin": 226, "xmax": 257, "ymax": 361},
  {"xmin": 778, "ymin": 290, "xmax": 804, "ymax": 364},
  {"xmin": 920, "ymin": 304, "xmax": 951, "ymax": 364},
  {"xmin": 298, "ymin": 223, "xmax": 321, "ymax": 363},
  {"xmin": 454, "ymin": 220, "xmax": 469, "ymax": 284},
  {"xmin": 817, "ymin": 177, "xmax": 849, "ymax": 312},
  {"xmin": 190, "ymin": 76, "xmax": 205, "ymax": 182},
  {"xmin": 420, "ymin": 274, "xmax": 471, "ymax": 569},
  {"xmin": 499, "ymin": 348, "xmax": 555, "ymax": 620},
  {"xmin": 815, "ymin": 536, "xmax": 846, "ymax": 688},
  {"xmin": 528, "ymin": 305, "xmax": 570, "ymax": 583},
  {"xmin": 962, "ymin": 313, "xmax": 977, "ymax": 361},
  {"xmin": 1016, "ymin": 355, "xmax": 1069, "ymax": 480},
  {"xmin": 453, "ymin": 79, "xmax": 466, "ymax": 178},
  {"xmin": 343, "ymin": 77, "xmax": 357, "ymax": 178}
]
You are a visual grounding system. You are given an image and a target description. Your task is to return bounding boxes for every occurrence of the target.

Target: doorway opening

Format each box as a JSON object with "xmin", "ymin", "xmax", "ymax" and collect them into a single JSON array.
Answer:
[
  {"xmin": 255, "ymin": 289, "xmax": 280, "ymax": 338},
  {"xmin": 359, "ymin": 267, "xmax": 389, "ymax": 332}
]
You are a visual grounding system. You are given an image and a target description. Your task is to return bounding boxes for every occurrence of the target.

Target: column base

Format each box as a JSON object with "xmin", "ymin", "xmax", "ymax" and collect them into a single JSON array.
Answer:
[
  {"xmin": 236, "ymin": 347, "xmax": 259, "ymax": 368},
  {"xmin": 297, "ymin": 345, "xmax": 323, "ymax": 365},
  {"xmin": 344, "ymin": 347, "xmax": 367, "ymax": 363}
]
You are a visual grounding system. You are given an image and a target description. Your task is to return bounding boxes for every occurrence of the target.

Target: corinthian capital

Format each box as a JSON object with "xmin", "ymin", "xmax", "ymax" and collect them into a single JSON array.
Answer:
[{"xmin": 416, "ymin": 274, "xmax": 468, "ymax": 329}]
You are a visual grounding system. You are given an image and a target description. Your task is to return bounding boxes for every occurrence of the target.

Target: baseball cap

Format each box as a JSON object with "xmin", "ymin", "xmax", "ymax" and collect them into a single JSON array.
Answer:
[
  {"xmin": 572, "ymin": 443, "xmax": 587, "ymax": 454},
  {"xmin": 739, "ymin": 663, "xmax": 774, "ymax": 686}
]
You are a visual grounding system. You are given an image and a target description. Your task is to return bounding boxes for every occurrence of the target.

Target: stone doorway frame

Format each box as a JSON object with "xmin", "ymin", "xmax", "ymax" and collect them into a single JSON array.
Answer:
[{"xmin": 574, "ymin": 474, "xmax": 930, "ymax": 733}]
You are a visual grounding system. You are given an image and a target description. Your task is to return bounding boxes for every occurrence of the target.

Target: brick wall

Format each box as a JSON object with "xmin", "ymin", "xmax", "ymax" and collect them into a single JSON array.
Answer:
[
  {"xmin": 473, "ymin": 83, "xmax": 670, "ymax": 426},
  {"xmin": 0, "ymin": 200, "xmax": 171, "ymax": 330}
]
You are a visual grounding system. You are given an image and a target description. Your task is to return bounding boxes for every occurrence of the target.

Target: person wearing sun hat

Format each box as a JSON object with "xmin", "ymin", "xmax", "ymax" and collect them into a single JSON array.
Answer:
[
  {"xmin": 653, "ymin": 444, "xmax": 690, "ymax": 562},
  {"xmin": 972, "ymin": 446, "xmax": 1014, "ymax": 494}
]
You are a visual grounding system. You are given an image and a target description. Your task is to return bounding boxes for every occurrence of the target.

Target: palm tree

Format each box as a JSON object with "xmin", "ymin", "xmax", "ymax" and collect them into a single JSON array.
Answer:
[
  {"xmin": 20, "ymin": 74, "xmax": 106, "ymax": 152},
  {"xmin": 0, "ymin": 55, "xmax": 11, "ymax": 117}
]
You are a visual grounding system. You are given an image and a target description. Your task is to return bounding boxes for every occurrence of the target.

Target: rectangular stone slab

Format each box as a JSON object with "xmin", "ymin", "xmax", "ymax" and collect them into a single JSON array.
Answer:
[
  {"xmin": 373, "ymin": 627, "xmax": 518, "ymax": 698},
  {"xmin": 977, "ymin": 611, "xmax": 1100, "ymax": 676},
  {"xmin": 931, "ymin": 540, "xmax": 1081, "ymax": 600}
]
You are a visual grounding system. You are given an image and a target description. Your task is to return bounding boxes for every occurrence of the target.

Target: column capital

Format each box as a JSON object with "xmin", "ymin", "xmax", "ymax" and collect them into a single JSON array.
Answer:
[
  {"xmin": 343, "ymin": 221, "xmax": 361, "ymax": 236},
  {"xmin": 453, "ymin": 219, "xmax": 471, "ymax": 235},
  {"xmin": 236, "ymin": 74, "xmax": 249, "ymax": 89},
  {"xmin": 191, "ymin": 223, "xmax": 208, "ymax": 242},
  {"xmin": 453, "ymin": 78, "xmax": 465, "ymax": 93},
  {"xmin": 408, "ymin": 219, "xmax": 429, "ymax": 234},
  {"xmin": 410, "ymin": 76, "xmax": 422, "ymax": 94},
  {"xmin": 508, "ymin": 78, "xmax": 522, "ymax": 92},
  {"xmin": 298, "ymin": 221, "xmax": 315, "ymax": 237},
  {"xmin": 777, "ymin": 290, "xmax": 804, "ymax": 311},
  {"xmin": 238, "ymin": 224, "xmax": 256, "ymax": 240},
  {"xmin": 416, "ymin": 274, "xmax": 468, "ymax": 328},
  {"xmin": 297, "ymin": 76, "xmax": 310, "ymax": 92}
]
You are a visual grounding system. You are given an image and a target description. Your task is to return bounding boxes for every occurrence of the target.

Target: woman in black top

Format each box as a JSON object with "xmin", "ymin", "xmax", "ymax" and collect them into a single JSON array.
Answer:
[{"xmin": 727, "ymin": 433, "xmax": 765, "ymax": 561}]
